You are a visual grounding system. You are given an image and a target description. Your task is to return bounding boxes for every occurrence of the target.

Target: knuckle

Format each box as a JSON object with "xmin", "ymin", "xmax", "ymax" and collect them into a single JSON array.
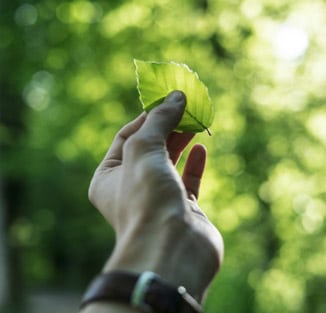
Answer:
[{"xmin": 159, "ymin": 175, "xmax": 184, "ymax": 197}]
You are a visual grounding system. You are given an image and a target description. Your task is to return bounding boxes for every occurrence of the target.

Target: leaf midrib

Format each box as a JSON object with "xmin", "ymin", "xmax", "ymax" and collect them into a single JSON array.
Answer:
[{"xmin": 184, "ymin": 109, "xmax": 207, "ymax": 131}]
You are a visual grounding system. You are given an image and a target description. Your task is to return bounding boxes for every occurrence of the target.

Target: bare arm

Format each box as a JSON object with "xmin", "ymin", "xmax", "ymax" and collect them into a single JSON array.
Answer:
[{"xmin": 80, "ymin": 91, "xmax": 224, "ymax": 312}]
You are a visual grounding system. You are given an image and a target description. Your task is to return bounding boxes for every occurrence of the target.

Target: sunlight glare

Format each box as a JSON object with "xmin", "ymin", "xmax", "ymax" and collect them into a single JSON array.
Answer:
[{"xmin": 274, "ymin": 24, "xmax": 309, "ymax": 61}]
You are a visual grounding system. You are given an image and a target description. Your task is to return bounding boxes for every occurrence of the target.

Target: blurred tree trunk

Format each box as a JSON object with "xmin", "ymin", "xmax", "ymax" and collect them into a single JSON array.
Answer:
[
  {"xmin": 0, "ymin": 91, "xmax": 26, "ymax": 312},
  {"xmin": 0, "ymin": 82, "xmax": 26, "ymax": 312},
  {"xmin": 0, "ymin": 177, "xmax": 9, "ymax": 309},
  {"xmin": 0, "ymin": 1, "xmax": 37, "ymax": 310},
  {"xmin": 0, "ymin": 70, "xmax": 27, "ymax": 313}
]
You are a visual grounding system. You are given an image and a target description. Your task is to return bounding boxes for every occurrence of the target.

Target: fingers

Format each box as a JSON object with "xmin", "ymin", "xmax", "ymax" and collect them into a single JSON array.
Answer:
[
  {"xmin": 167, "ymin": 132, "xmax": 195, "ymax": 165},
  {"xmin": 182, "ymin": 144, "xmax": 207, "ymax": 199},
  {"xmin": 102, "ymin": 90, "xmax": 186, "ymax": 169},
  {"xmin": 137, "ymin": 91, "xmax": 186, "ymax": 141},
  {"xmin": 100, "ymin": 112, "xmax": 147, "ymax": 169}
]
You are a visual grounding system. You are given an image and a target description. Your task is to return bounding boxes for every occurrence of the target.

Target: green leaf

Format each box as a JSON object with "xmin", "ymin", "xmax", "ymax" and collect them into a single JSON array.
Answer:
[{"xmin": 134, "ymin": 59, "xmax": 215, "ymax": 133}]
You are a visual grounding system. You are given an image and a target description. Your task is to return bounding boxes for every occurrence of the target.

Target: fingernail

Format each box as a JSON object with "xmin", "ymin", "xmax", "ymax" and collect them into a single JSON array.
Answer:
[{"xmin": 166, "ymin": 90, "xmax": 186, "ymax": 104}]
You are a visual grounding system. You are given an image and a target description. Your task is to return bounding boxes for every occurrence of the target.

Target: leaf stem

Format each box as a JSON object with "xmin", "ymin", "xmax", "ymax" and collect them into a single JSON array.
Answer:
[{"xmin": 206, "ymin": 128, "xmax": 212, "ymax": 136}]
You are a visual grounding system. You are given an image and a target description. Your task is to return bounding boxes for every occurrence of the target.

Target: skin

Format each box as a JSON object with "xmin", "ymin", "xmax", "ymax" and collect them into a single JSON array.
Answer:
[{"xmin": 81, "ymin": 91, "xmax": 224, "ymax": 313}]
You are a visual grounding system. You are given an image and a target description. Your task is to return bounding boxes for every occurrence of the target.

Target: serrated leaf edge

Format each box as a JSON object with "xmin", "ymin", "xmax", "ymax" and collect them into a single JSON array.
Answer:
[{"xmin": 134, "ymin": 58, "xmax": 213, "ymax": 131}]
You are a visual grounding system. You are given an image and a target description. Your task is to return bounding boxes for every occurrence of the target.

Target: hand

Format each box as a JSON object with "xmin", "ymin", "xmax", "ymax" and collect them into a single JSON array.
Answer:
[{"xmin": 88, "ymin": 91, "xmax": 223, "ymax": 301}]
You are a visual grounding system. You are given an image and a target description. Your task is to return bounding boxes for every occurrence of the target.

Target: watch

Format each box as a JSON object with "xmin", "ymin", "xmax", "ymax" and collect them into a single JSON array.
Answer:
[{"xmin": 80, "ymin": 271, "xmax": 203, "ymax": 313}]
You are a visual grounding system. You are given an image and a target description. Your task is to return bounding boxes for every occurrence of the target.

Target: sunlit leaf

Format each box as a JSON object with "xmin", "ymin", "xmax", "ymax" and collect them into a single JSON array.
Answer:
[{"xmin": 134, "ymin": 59, "xmax": 215, "ymax": 133}]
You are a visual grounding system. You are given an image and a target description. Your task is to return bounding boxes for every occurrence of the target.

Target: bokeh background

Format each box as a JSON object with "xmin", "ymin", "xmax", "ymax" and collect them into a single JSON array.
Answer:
[{"xmin": 1, "ymin": 0, "xmax": 326, "ymax": 312}]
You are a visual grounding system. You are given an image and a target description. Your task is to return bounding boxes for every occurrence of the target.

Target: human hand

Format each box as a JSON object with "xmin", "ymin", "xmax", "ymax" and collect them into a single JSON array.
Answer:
[{"xmin": 88, "ymin": 91, "xmax": 223, "ymax": 301}]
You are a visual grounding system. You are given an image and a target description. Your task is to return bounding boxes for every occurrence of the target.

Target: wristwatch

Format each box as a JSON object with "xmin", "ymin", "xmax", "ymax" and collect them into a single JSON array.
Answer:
[{"xmin": 80, "ymin": 271, "xmax": 203, "ymax": 313}]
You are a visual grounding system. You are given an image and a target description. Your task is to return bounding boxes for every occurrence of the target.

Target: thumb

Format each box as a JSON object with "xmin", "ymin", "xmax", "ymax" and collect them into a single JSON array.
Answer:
[{"xmin": 139, "ymin": 90, "xmax": 186, "ymax": 140}]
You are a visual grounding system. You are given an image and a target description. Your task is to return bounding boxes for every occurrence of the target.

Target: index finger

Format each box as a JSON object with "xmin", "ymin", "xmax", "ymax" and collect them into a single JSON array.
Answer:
[{"xmin": 100, "ymin": 112, "xmax": 147, "ymax": 169}]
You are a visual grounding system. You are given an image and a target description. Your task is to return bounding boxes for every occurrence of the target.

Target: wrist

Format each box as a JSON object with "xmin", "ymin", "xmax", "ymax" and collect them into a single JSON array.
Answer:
[
  {"xmin": 103, "ymin": 215, "xmax": 218, "ymax": 302},
  {"xmin": 81, "ymin": 271, "xmax": 203, "ymax": 313},
  {"xmin": 81, "ymin": 302, "xmax": 137, "ymax": 313}
]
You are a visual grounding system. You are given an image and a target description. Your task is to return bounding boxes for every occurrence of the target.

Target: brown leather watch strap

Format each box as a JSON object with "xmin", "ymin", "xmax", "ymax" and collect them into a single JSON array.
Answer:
[{"xmin": 80, "ymin": 271, "xmax": 203, "ymax": 313}]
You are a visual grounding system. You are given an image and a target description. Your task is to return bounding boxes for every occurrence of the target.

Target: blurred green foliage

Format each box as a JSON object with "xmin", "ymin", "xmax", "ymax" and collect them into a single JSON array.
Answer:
[{"xmin": 1, "ymin": 0, "xmax": 326, "ymax": 312}]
